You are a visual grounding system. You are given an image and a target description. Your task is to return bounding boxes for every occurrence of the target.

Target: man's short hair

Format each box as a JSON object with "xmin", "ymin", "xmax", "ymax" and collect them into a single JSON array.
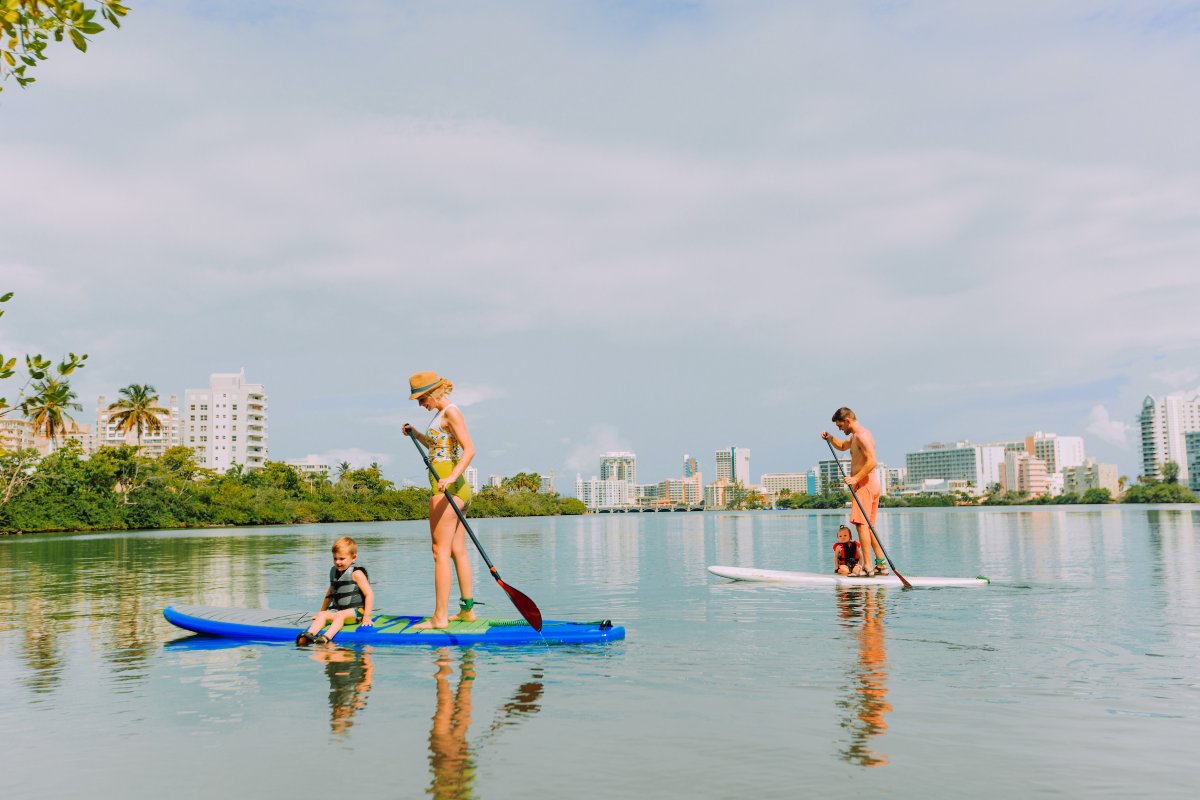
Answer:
[{"xmin": 832, "ymin": 407, "xmax": 856, "ymax": 422}]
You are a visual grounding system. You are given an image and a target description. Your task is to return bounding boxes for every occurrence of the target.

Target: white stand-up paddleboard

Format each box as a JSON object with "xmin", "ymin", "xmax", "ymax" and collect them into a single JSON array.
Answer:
[{"xmin": 707, "ymin": 565, "xmax": 989, "ymax": 587}]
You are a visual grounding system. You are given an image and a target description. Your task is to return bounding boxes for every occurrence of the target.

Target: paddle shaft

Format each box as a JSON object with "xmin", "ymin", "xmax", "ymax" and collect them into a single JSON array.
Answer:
[
  {"xmin": 825, "ymin": 436, "xmax": 912, "ymax": 588},
  {"xmin": 406, "ymin": 430, "xmax": 543, "ymax": 629}
]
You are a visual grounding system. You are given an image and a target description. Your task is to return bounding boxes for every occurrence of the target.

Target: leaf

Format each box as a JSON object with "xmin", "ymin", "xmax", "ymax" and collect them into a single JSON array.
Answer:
[
  {"xmin": 2, "ymin": 50, "xmax": 13, "ymax": 67},
  {"xmin": 68, "ymin": 28, "xmax": 86, "ymax": 52}
]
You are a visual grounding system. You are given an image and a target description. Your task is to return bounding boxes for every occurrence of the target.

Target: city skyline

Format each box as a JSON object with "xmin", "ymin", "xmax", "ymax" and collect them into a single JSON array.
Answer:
[{"xmin": 3, "ymin": 3, "xmax": 1198, "ymax": 489}]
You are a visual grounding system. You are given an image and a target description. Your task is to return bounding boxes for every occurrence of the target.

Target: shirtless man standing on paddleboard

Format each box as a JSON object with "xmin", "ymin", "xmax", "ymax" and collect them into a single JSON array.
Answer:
[{"xmin": 822, "ymin": 407, "xmax": 888, "ymax": 576}]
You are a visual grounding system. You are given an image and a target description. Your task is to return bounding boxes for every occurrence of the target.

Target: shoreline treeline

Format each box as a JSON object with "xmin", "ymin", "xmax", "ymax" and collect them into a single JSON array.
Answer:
[{"xmin": 0, "ymin": 444, "xmax": 586, "ymax": 535}]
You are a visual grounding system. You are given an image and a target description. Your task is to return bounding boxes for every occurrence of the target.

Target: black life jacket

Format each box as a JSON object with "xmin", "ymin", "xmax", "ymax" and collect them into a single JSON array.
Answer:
[
  {"xmin": 329, "ymin": 562, "xmax": 368, "ymax": 610},
  {"xmin": 834, "ymin": 540, "xmax": 859, "ymax": 565}
]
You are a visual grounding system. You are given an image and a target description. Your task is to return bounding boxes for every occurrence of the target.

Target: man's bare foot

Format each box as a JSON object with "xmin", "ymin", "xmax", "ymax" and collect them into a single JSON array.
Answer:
[{"xmin": 410, "ymin": 617, "xmax": 449, "ymax": 631}]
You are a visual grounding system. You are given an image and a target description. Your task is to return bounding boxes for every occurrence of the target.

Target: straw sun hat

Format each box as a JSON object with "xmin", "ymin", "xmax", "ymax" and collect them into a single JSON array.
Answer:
[{"xmin": 408, "ymin": 371, "xmax": 451, "ymax": 400}]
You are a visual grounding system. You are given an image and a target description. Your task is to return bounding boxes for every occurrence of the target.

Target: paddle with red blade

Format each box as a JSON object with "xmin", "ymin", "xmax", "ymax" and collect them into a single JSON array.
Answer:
[
  {"xmin": 407, "ymin": 431, "xmax": 543, "ymax": 630},
  {"xmin": 825, "ymin": 437, "xmax": 912, "ymax": 589}
]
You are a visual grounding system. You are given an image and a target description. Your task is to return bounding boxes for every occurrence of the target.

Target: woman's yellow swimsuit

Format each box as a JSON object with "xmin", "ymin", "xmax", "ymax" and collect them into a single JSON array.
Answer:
[{"xmin": 427, "ymin": 404, "xmax": 472, "ymax": 507}]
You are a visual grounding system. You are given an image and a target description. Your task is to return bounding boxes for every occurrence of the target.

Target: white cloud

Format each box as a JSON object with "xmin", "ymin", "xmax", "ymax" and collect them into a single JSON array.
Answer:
[
  {"xmin": 1086, "ymin": 405, "xmax": 1133, "ymax": 447},
  {"xmin": 1152, "ymin": 368, "xmax": 1200, "ymax": 388},
  {"xmin": 564, "ymin": 425, "xmax": 632, "ymax": 473}
]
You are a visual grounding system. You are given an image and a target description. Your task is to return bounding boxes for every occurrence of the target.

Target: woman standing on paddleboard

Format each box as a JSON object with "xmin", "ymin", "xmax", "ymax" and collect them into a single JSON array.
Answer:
[{"xmin": 403, "ymin": 371, "xmax": 477, "ymax": 630}]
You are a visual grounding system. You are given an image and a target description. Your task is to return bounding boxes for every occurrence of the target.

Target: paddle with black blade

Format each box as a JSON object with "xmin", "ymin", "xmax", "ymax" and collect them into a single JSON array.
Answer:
[
  {"xmin": 825, "ymin": 436, "xmax": 912, "ymax": 589},
  {"xmin": 406, "ymin": 431, "xmax": 543, "ymax": 630}
]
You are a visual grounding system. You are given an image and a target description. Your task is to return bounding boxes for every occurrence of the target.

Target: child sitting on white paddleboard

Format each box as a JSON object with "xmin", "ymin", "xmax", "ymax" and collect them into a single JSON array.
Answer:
[
  {"xmin": 297, "ymin": 536, "xmax": 374, "ymax": 645},
  {"xmin": 833, "ymin": 525, "xmax": 865, "ymax": 576}
]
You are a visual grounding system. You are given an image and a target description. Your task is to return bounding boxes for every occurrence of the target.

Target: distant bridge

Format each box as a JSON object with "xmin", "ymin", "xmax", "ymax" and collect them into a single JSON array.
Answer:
[{"xmin": 591, "ymin": 504, "xmax": 706, "ymax": 514}]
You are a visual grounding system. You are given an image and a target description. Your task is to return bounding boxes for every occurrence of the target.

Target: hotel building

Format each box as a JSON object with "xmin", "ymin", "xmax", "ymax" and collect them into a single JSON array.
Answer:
[
  {"xmin": 1062, "ymin": 459, "xmax": 1119, "ymax": 497},
  {"xmin": 0, "ymin": 417, "xmax": 37, "ymax": 452},
  {"xmin": 761, "ymin": 472, "xmax": 810, "ymax": 499},
  {"xmin": 715, "ymin": 446, "xmax": 750, "ymax": 485},
  {"xmin": 1139, "ymin": 393, "xmax": 1200, "ymax": 484},
  {"xmin": 184, "ymin": 369, "xmax": 268, "ymax": 472},
  {"xmin": 1025, "ymin": 432, "xmax": 1085, "ymax": 474},
  {"xmin": 600, "ymin": 452, "xmax": 637, "ymax": 484},
  {"xmin": 905, "ymin": 442, "xmax": 1004, "ymax": 494},
  {"xmin": 575, "ymin": 474, "xmax": 634, "ymax": 510},
  {"xmin": 999, "ymin": 450, "xmax": 1050, "ymax": 496}
]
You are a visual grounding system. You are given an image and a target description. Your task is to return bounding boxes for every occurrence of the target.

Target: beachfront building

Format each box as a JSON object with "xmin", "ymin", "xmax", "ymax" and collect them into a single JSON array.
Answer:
[
  {"xmin": 1187, "ymin": 433, "xmax": 1200, "ymax": 493},
  {"xmin": 1139, "ymin": 393, "xmax": 1200, "ymax": 484},
  {"xmin": 905, "ymin": 441, "xmax": 1004, "ymax": 494},
  {"xmin": 184, "ymin": 369, "xmax": 268, "ymax": 472},
  {"xmin": 715, "ymin": 447, "xmax": 750, "ymax": 486},
  {"xmin": 704, "ymin": 479, "xmax": 732, "ymax": 509},
  {"xmin": 576, "ymin": 474, "xmax": 634, "ymax": 510},
  {"xmin": 487, "ymin": 474, "xmax": 502, "ymax": 488},
  {"xmin": 1062, "ymin": 459, "xmax": 1119, "ymax": 497},
  {"xmin": 1026, "ymin": 432, "xmax": 1085, "ymax": 474},
  {"xmin": 761, "ymin": 472, "xmax": 810, "ymax": 500},
  {"xmin": 817, "ymin": 459, "xmax": 847, "ymax": 492},
  {"xmin": 284, "ymin": 457, "xmax": 331, "ymax": 481},
  {"xmin": 999, "ymin": 450, "xmax": 1050, "ymax": 496},
  {"xmin": 600, "ymin": 451, "xmax": 637, "ymax": 484},
  {"xmin": 683, "ymin": 454, "xmax": 699, "ymax": 478},
  {"xmin": 96, "ymin": 393, "xmax": 183, "ymax": 458},
  {"xmin": 539, "ymin": 470, "xmax": 555, "ymax": 494},
  {"xmin": 655, "ymin": 474, "xmax": 703, "ymax": 505},
  {"xmin": 29, "ymin": 423, "xmax": 95, "ymax": 455},
  {"xmin": 875, "ymin": 465, "xmax": 906, "ymax": 495},
  {"xmin": 466, "ymin": 467, "xmax": 479, "ymax": 492},
  {"xmin": 0, "ymin": 418, "xmax": 36, "ymax": 452}
]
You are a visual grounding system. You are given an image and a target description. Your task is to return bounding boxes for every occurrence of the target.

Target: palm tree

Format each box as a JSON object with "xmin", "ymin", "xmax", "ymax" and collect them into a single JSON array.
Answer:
[
  {"xmin": 336, "ymin": 461, "xmax": 352, "ymax": 482},
  {"xmin": 107, "ymin": 384, "xmax": 169, "ymax": 450},
  {"xmin": 20, "ymin": 377, "xmax": 83, "ymax": 450}
]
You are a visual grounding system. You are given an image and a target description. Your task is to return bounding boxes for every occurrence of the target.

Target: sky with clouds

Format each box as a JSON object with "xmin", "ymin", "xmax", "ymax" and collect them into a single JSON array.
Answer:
[{"xmin": 3, "ymin": 0, "xmax": 1199, "ymax": 488}]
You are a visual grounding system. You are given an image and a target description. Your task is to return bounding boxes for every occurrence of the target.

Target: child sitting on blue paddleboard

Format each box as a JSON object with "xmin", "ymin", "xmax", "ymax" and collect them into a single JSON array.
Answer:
[
  {"xmin": 833, "ymin": 525, "xmax": 865, "ymax": 576},
  {"xmin": 298, "ymin": 536, "xmax": 374, "ymax": 645}
]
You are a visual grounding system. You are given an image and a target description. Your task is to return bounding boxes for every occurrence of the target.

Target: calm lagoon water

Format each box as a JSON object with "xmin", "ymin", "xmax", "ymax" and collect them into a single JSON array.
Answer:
[{"xmin": 3, "ymin": 507, "xmax": 1199, "ymax": 799}]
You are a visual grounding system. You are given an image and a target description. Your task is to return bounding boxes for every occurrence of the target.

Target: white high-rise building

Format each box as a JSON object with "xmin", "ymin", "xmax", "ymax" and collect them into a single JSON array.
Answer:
[
  {"xmin": 761, "ymin": 473, "xmax": 810, "ymax": 498},
  {"xmin": 1025, "ymin": 432, "xmax": 1085, "ymax": 474},
  {"xmin": 1139, "ymin": 393, "xmax": 1200, "ymax": 483},
  {"xmin": 715, "ymin": 447, "xmax": 750, "ymax": 485},
  {"xmin": 96, "ymin": 393, "xmax": 182, "ymax": 458},
  {"xmin": 575, "ymin": 474, "xmax": 633, "ymax": 510},
  {"xmin": 600, "ymin": 452, "xmax": 637, "ymax": 483},
  {"xmin": 906, "ymin": 442, "xmax": 1004, "ymax": 494},
  {"xmin": 184, "ymin": 369, "xmax": 268, "ymax": 472},
  {"xmin": 466, "ymin": 467, "xmax": 480, "ymax": 492}
]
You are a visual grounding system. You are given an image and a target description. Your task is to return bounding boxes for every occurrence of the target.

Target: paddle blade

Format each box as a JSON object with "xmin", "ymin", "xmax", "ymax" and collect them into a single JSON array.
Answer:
[{"xmin": 498, "ymin": 579, "xmax": 543, "ymax": 631}]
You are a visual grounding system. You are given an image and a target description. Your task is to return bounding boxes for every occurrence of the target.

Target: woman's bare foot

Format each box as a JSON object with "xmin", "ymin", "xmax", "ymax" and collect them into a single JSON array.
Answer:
[
  {"xmin": 410, "ymin": 617, "xmax": 449, "ymax": 631},
  {"xmin": 450, "ymin": 609, "xmax": 476, "ymax": 622}
]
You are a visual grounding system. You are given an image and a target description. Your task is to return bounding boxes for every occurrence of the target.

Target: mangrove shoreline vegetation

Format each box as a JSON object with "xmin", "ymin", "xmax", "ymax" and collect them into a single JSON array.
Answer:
[{"xmin": 0, "ymin": 444, "xmax": 586, "ymax": 534}]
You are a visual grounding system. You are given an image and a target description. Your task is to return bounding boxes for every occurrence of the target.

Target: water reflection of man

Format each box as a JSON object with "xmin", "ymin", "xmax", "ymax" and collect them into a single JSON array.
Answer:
[
  {"xmin": 835, "ymin": 586, "xmax": 892, "ymax": 767},
  {"xmin": 311, "ymin": 646, "xmax": 374, "ymax": 740},
  {"xmin": 427, "ymin": 649, "xmax": 547, "ymax": 800}
]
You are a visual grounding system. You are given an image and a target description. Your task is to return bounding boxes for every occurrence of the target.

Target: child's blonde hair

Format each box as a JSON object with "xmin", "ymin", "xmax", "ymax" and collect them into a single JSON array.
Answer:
[{"xmin": 332, "ymin": 536, "xmax": 357, "ymax": 556}]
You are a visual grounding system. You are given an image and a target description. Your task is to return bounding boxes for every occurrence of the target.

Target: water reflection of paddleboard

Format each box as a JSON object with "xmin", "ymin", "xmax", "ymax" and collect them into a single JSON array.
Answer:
[
  {"xmin": 707, "ymin": 566, "xmax": 989, "ymax": 587},
  {"xmin": 163, "ymin": 604, "xmax": 624, "ymax": 645}
]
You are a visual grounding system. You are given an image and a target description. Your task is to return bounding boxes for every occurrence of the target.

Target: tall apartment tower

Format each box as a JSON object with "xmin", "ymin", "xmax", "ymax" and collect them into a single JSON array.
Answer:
[
  {"xmin": 683, "ymin": 454, "xmax": 699, "ymax": 478},
  {"xmin": 184, "ymin": 369, "xmax": 269, "ymax": 472},
  {"xmin": 1139, "ymin": 393, "xmax": 1200, "ymax": 483},
  {"xmin": 1024, "ymin": 432, "xmax": 1085, "ymax": 474},
  {"xmin": 600, "ymin": 451, "xmax": 637, "ymax": 484},
  {"xmin": 96, "ymin": 393, "xmax": 182, "ymax": 458},
  {"xmin": 715, "ymin": 446, "xmax": 750, "ymax": 485}
]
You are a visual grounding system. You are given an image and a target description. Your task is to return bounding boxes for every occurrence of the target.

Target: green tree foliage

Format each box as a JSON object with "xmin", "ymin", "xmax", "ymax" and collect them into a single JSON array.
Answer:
[
  {"xmin": 775, "ymin": 490, "xmax": 852, "ymax": 510},
  {"xmin": 1123, "ymin": 481, "xmax": 1197, "ymax": 504},
  {"xmin": 1, "ymin": 292, "xmax": 88, "ymax": 427},
  {"xmin": 0, "ymin": 452, "xmax": 588, "ymax": 533},
  {"xmin": 1159, "ymin": 460, "xmax": 1181, "ymax": 485},
  {"xmin": 1, "ymin": 0, "xmax": 128, "ymax": 91},
  {"xmin": 502, "ymin": 472, "xmax": 542, "ymax": 493}
]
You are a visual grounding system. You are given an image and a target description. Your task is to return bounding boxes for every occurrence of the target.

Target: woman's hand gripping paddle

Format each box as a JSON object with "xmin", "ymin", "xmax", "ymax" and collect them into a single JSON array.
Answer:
[
  {"xmin": 407, "ymin": 431, "xmax": 544, "ymax": 630},
  {"xmin": 825, "ymin": 437, "xmax": 912, "ymax": 589}
]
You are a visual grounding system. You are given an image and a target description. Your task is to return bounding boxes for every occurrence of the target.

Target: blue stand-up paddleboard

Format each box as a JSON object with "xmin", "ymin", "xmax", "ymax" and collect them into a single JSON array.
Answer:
[{"xmin": 164, "ymin": 604, "xmax": 625, "ymax": 646}]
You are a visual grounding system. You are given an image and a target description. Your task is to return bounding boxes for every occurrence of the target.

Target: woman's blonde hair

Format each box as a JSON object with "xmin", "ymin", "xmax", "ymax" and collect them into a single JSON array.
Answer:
[{"xmin": 425, "ymin": 379, "xmax": 454, "ymax": 401}]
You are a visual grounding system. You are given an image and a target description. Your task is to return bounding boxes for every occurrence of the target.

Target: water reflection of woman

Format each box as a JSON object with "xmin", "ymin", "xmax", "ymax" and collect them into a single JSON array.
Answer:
[
  {"xmin": 428, "ymin": 648, "xmax": 478, "ymax": 800},
  {"xmin": 835, "ymin": 586, "xmax": 892, "ymax": 767},
  {"xmin": 312, "ymin": 647, "xmax": 374, "ymax": 740},
  {"xmin": 426, "ymin": 649, "xmax": 547, "ymax": 800}
]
